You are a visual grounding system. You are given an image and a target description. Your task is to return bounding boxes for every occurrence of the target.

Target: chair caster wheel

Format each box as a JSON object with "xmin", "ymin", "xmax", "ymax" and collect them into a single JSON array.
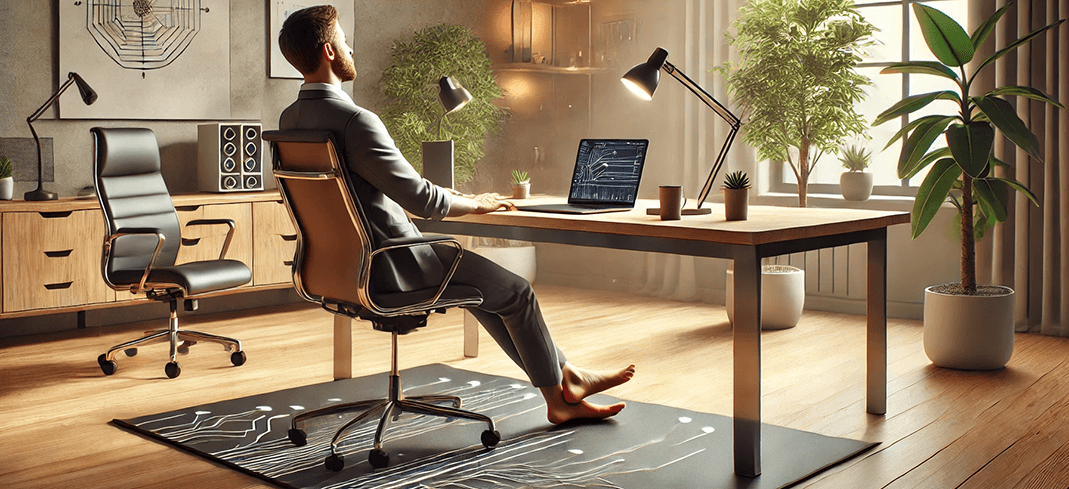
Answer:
[
  {"xmin": 98, "ymin": 354, "xmax": 117, "ymax": 376},
  {"xmin": 124, "ymin": 348, "xmax": 137, "ymax": 357},
  {"xmin": 231, "ymin": 350, "xmax": 247, "ymax": 366},
  {"xmin": 177, "ymin": 341, "xmax": 195, "ymax": 355},
  {"xmin": 325, "ymin": 453, "xmax": 345, "ymax": 472},
  {"xmin": 288, "ymin": 428, "xmax": 307, "ymax": 446},
  {"xmin": 368, "ymin": 448, "xmax": 389, "ymax": 469},
  {"xmin": 165, "ymin": 361, "xmax": 182, "ymax": 379},
  {"xmin": 481, "ymin": 429, "xmax": 501, "ymax": 448}
]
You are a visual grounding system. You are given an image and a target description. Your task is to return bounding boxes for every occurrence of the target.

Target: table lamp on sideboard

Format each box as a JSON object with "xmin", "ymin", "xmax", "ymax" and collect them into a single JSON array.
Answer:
[{"xmin": 25, "ymin": 72, "xmax": 97, "ymax": 201}]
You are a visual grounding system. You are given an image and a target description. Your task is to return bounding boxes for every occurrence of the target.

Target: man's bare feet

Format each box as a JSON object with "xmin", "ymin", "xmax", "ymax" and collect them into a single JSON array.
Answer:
[
  {"xmin": 540, "ymin": 386, "xmax": 626, "ymax": 424},
  {"xmin": 561, "ymin": 362, "xmax": 636, "ymax": 404}
]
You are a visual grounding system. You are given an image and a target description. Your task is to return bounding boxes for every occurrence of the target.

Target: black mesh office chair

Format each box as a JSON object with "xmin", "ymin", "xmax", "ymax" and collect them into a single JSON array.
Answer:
[
  {"xmin": 92, "ymin": 127, "xmax": 252, "ymax": 379},
  {"xmin": 262, "ymin": 130, "xmax": 499, "ymax": 471}
]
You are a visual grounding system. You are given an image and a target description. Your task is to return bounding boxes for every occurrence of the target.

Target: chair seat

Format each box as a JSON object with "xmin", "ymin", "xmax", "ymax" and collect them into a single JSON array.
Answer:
[
  {"xmin": 111, "ymin": 259, "xmax": 252, "ymax": 296},
  {"xmin": 370, "ymin": 284, "xmax": 482, "ymax": 310}
]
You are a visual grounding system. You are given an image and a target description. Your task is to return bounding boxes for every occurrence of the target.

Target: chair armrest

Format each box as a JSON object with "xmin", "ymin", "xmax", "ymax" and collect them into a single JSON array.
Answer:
[
  {"xmin": 367, "ymin": 236, "xmax": 466, "ymax": 313},
  {"xmin": 185, "ymin": 218, "xmax": 236, "ymax": 260},
  {"xmin": 104, "ymin": 227, "xmax": 167, "ymax": 294}
]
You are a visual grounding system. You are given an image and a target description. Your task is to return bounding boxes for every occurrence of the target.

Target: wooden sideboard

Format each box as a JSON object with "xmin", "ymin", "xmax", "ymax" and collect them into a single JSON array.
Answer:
[{"xmin": 0, "ymin": 191, "xmax": 297, "ymax": 321}]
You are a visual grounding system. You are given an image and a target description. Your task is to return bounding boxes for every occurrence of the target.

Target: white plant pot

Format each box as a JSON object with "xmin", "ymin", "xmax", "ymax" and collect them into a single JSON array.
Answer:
[
  {"xmin": 725, "ymin": 265, "xmax": 805, "ymax": 330},
  {"xmin": 840, "ymin": 171, "xmax": 873, "ymax": 201},
  {"xmin": 471, "ymin": 244, "xmax": 537, "ymax": 284},
  {"xmin": 0, "ymin": 177, "xmax": 12, "ymax": 200},
  {"xmin": 923, "ymin": 284, "xmax": 1014, "ymax": 370}
]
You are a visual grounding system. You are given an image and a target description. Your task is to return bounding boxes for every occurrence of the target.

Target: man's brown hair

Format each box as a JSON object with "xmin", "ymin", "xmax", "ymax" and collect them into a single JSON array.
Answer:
[{"xmin": 278, "ymin": 5, "xmax": 339, "ymax": 75}]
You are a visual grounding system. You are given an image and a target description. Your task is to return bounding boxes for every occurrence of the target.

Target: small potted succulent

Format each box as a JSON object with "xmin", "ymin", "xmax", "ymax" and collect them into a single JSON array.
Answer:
[
  {"xmin": 511, "ymin": 169, "xmax": 530, "ymax": 199},
  {"xmin": 0, "ymin": 156, "xmax": 14, "ymax": 201},
  {"xmin": 721, "ymin": 170, "xmax": 750, "ymax": 221},
  {"xmin": 838, "ymin": 143, "xmax": 873, "ymax": 201}
]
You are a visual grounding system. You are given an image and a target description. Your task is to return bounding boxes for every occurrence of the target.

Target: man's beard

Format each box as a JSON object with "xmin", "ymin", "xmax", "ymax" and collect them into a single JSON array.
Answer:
[{"xmin": 332, "ymin": 52, "xmax": 357, "ymax": 82}]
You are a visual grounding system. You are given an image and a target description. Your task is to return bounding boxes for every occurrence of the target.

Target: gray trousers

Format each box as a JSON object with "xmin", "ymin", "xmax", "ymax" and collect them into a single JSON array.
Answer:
[{"xmin": 434, "ymin": 247, "xmax": 566, "ymax": 387}]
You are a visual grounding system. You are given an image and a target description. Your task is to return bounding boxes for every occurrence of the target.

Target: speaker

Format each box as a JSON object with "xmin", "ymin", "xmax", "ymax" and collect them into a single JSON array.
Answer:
[{"xmin": 198, "ymin": 123, "xmax": 264, "ymax": 192}]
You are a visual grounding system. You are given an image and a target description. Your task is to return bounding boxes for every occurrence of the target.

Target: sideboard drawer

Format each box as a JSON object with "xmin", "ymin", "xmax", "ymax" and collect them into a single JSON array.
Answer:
[{"xmin": 252, "ymin": 201, "xmax": 297, "ymax": 286}]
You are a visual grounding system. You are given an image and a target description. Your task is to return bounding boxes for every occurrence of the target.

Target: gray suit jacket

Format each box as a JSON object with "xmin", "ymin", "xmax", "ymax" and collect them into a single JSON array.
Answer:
[{"xmin": 279, "ymin": 88, "xmax": 453, "ymax": 293}]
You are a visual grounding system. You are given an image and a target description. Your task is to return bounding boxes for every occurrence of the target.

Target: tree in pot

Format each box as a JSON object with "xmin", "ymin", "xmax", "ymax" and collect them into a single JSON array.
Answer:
[
  {"xmin": 874, "ymin": 2, "xmax": 1064, "ymax": 369},
  {"xmin": 380, "ymin": 24, "xmax": 507, "ymax": 186},
  {"xmin": 719, "ymin": 0, "xmax": 875, "ymax": 207},
  {"xmin": 838, "ymin": 143, "xmax": 873, "ymax": 201}
]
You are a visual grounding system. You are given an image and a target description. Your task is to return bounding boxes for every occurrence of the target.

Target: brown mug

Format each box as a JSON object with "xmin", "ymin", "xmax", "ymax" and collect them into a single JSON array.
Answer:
[{"xmin": 658, "ymin": 185, "xmax": 687, "ymax": 220}]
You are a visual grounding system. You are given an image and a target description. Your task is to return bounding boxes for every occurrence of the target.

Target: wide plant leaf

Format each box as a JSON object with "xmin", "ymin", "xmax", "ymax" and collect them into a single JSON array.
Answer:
[
  {"xmin": 946, "ymin": 122, "xmax": 994, "ymax": 178},
  {"xmin": 972, "ymin": 177, "xmax": 1009, "ymax": 223},
  {"xmin": 970, "ymin": 1, "xmax": 1013, "ymax": 51},
  {"xmin": 914, "ymin": 4, "xmax": 974, "ymax": 67},
  {"xmin": 986, "ymin": 86, "xmax": 1065, "ymax": 109},
  {"xmin": 991, "ymin": 176, "xmax": 1040, "ymax": 207},
  {"xmin": 874, "ymin": 91, "xmax": 958, "ymax": 126},
  {"xmin": 912, "ymin": 158, "xmax": 961, "ymax": 239},
  {"xmin": 899, "ymin": 116, "xmax": 954, "ymax": 179},
  {"xmin": 974, "ymin": 19, "xmax": 1066, "ymax": 77},
  {"xmin": 975, "ymin": 96, "xmax": 1042, "ymax": 161},
  {"xmin": 880, "ymin": 61, "xmax": 958, "ymax": 81}
]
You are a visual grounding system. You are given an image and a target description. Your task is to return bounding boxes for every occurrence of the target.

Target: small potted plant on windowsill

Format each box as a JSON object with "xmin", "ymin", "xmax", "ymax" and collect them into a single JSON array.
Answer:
[
  {"xmin": 511, "ymin": 169, "xmax": 530, "ymax": 199},
  {"xmin": 839, "ymin": 143, "xmax": 873, "ymax": 201},
  {"xmin": 722, "ymin": 170, "xmax": 750, "ymax": 221},
  {"xmin": 0, "ymin": 156, "xmax": 14, "ymax": 201}
]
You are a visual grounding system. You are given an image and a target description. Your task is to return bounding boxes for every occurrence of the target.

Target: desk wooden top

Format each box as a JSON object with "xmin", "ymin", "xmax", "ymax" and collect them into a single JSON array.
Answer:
[
  {"xmin": 428, "ymin": 197, "xmax": 910, "ymax": 246},
  {"xmin": 0, "ymin": 190, "xmax": 283, "ymax": 213}
]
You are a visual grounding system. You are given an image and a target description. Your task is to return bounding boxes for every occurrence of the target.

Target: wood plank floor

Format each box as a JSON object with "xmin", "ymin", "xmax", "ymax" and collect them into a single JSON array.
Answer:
[{"xmin": 2, "ymin": 285, "xmax": 1068, "ymax": 488}]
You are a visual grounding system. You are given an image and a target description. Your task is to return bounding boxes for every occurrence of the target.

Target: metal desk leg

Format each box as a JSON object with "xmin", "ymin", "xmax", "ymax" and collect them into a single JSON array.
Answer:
[
  {"xmin": 733, "ymin": 250, "xmax": 762, "ymax": 477},
  {"xmin": 334, "ymin": 314, "xmax": 352, "ymax": 380},
  {"xmin": 867, "ymin": 228, "xmax": 887, "ymax": 415},
  {"xmin": 464, "ymin": 310, "xmax": 479, "ymax": 358}
]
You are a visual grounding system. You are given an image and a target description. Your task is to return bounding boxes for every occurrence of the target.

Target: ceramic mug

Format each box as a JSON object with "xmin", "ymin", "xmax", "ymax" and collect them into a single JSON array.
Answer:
[{"xmin": 658, "ymin": 185, "xmax": 687, "ymax": 220}]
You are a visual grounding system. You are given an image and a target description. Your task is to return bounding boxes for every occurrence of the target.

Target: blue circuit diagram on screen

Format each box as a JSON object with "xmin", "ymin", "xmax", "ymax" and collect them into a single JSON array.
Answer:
[{"xmin": 569, "ymin": 140, "xmax": 647, "ymax": 203}]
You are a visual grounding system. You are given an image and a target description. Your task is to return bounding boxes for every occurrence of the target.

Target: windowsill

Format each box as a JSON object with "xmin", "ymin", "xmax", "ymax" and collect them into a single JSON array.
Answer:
[{"xmin": 752, "ymin": 191, "xmax": 917, "ymax": 212}]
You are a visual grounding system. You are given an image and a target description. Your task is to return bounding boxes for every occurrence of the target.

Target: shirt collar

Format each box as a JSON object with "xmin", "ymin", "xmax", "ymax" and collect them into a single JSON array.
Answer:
[{"xmin": 300, "ymin": 82, "xmax": 355, "ymax": 105}]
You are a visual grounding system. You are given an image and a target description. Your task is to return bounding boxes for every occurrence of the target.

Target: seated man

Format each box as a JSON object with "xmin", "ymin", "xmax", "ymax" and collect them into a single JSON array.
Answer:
[{"xmin": 277, "ymin": 5, "xmax": 634, "ymax": 424}]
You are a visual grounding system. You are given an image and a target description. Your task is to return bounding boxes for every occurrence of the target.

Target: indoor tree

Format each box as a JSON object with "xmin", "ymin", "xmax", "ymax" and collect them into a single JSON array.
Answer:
[{"xmin": 720, "ymin": 0, "xmax": 875, "ymax": 207}]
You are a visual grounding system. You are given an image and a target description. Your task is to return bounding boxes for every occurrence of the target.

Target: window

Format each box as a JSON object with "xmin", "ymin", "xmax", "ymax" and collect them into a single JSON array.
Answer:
[{"xmin": 770, "ymin": 0, "xmax": 969, "ymax": 197}]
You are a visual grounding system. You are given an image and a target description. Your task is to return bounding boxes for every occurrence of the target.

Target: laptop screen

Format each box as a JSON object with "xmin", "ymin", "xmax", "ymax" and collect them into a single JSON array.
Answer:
[{"xmin": 567, "ymin": 139, "xmax": 649, "ymax": 206}]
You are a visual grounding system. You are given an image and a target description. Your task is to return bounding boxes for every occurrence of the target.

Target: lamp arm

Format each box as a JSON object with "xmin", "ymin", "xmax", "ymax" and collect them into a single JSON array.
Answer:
[{"xmin": 27, "ymin": 75, "xmax": 78, "ymax": 124}]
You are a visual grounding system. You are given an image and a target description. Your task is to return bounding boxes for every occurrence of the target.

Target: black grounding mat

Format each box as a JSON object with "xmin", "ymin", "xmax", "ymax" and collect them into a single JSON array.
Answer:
[{"xmin": 114, "ymin": 365, "xmax": 876, "ymax": 489}]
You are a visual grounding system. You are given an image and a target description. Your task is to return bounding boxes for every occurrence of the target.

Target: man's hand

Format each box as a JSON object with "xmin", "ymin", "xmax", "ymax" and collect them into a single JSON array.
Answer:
[{"xmin": 447, "ymin": 192, "xmax": 516, "ymax": 216}]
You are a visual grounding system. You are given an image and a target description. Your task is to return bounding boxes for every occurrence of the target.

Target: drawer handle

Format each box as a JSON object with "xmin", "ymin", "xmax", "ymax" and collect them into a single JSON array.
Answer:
[
  {"xmin": 283, "ymin": 260, "xmax": 294, "ymax": 266},
  {"xmin": 182, "ymin": 237, "xmax": 201, "ymax": 246},
  {"xmin": 175, "ymin": 205, "xmax": 201, "ymax": 212},
  {"xmin": 281, "ymin": 234, "xmax": 297, "ymax": 242},
  {"xmin": 44, "ymin": 249, "xmax": 74, "ymax": 258},
  {"xmin": 45, "ymin": 281, "xmax": 74, "ymax": 290},
  {"xmin": 39, "ymin": 211, "xmax": 74, "ymax": 219}
]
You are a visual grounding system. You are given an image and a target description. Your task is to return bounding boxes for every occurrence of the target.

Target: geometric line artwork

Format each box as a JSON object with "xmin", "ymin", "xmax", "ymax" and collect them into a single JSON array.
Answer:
[
  {"xmin": 87, "ymin": 0, "xmax": 208, "ymax": 70},
  {"xmin": 114, "ymin": 365, "xmax": 876, "ymax": 489}
]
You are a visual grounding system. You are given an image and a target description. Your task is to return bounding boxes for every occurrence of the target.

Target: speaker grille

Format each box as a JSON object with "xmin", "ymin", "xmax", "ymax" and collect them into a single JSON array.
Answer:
[{"xmin": 199, "ymin": 123, "xmax": 264, "ymax": 192}]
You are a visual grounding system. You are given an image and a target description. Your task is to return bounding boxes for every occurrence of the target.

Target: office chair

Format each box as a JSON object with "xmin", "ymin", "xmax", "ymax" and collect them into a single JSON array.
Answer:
[
  {"xmin": 92, "ymin": 127, "xmax": 252, "ymax": 379},
  {"xmin": 262, "ymin": 130, "xmax": 499, "ymax": 471}
]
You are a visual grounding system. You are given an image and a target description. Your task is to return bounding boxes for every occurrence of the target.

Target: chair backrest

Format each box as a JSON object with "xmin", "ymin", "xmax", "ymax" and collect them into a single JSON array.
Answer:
[
  {"xmin": 262, "ymin": 130, "xmax": 375, "ymax": 310},
  {"xmin": 91, "ymin": 127, "xmax": 181, "ymax": 286}
]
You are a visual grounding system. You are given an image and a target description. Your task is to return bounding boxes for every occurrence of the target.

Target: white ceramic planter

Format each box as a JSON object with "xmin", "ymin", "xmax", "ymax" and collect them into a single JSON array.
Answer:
[
  {"xmin": 470, "ymin": 245, "xmax": 537, "ymax": 284},
  {"xmin": 923, "ymin": 284, "xmax": 1014, "ymax": 370},
  {"xmin": 0, "ymin": 177, "xmax": 12, "ymax": 200},
  {"xmin": 840, "ymin": 171, "xmax": 873, "ymax": 201},
  {"xmin": 512, "ymin": 182, "xmax": 530, "ymax": 199},
  {"xmin": 725, "ymin": 265, "xmax": 805, "ymax": 330}
]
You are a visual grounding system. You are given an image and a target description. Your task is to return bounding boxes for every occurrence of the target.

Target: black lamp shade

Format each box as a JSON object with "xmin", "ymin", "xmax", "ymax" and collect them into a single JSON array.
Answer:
[
  {"xmin": 621, "ymin": 47, "xmax": 668, "ymax": 100},
  {"xmin": 437, "ymin": 76, "xmax": 472, "ymax": 114},
  {"xmin": 70, "ymin": 72, "xmax": 98, "ymax": 106}
]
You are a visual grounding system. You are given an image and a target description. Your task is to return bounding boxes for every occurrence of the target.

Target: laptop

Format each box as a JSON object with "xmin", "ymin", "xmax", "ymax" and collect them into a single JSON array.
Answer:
[{"xmin": 516, "ymin": 139, "xmax": 649, "ymax": 214}]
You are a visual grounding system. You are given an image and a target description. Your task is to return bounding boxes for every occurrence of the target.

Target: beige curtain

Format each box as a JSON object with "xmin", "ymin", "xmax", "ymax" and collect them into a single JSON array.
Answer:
[{"xmin": 974, "ymin": 0, "xmax": 1068, "ymax": 335}]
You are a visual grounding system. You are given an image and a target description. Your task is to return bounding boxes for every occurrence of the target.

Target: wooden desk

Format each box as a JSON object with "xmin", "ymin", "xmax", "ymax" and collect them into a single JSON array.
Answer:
[{"xmin": 413, "ymin": 197, "xmax": 910, "ymax": 478}]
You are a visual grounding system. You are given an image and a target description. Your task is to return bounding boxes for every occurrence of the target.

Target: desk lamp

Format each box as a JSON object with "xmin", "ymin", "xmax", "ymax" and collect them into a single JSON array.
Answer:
[
  {"xmin": 25, "ymin": 72, "xmax": 97, "ymax": 201},
  {"xmin": 622, "ymin": 47, "xmax": 740, "ymax": 215},
  {"xmin": 422, "ymin": 76, "xmax": 473, "ymax": 189}
]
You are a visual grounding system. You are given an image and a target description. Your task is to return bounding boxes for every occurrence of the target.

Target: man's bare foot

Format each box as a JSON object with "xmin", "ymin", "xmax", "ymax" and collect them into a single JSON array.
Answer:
[
  {"xmin": 541, "ymin": 386, "xmax": 625, "ymax": 424},
  {"xmin": 561, "ymin": 362, "xmax": 636, "ymax": 404}
]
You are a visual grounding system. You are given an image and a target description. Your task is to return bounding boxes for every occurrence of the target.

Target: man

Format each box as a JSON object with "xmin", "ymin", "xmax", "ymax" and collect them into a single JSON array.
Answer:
[{"xmin": 277, "ymin": 5, "xmax": 633, "ymax": 424}]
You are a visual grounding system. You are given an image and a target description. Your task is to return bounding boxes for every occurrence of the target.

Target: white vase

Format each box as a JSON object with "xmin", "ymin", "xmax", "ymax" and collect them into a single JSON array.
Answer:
[
  {"xmin": 725, "ymin": 265, "xmax": 805, "ymax": 330},
  {"xmin": 840, "ymin": 171, "xmax": 873, "ymax": 201},
  {"xmin": 0, "ymin": 177, "xmax": 12, "ymax": 200},
  {"xmin": 923, "ymin": 284, "xmax": 1014, "ymax": 370},
  {"xmin": 470, "ymin": 244, "xmax": 537, "ymax": 284}
]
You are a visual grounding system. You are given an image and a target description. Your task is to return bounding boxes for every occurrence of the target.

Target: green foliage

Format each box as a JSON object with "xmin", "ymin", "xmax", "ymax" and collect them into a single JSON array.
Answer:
[
  {"xmin": 0, "ymin": 156, "xmax": 12, "ymax": 179},
  {"xmin": 380, "ymin": 24, "xmax": 507, "ymax": 185},
  {"xmin": 873, "ymin": 1, "xmax": 1063, "ymax": 292},
  {"xmin": 511, "ymin": 169, "xmax": 529, "ymax": 184},
  {"xmin": 838, "ymin": 143, "xmax": 871, "ymax": 172},
  {"xmin": 718, "ymin": 0, "xmax": 875, "ymax": 206},
  {"xmin": 722, "ymin": 171, "xmax": 751, "ymax": 190}
]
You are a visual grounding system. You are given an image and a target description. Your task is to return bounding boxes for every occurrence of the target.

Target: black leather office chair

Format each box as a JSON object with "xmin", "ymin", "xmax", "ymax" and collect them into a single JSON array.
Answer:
[
  {"xmin": 262, "ymin": 130, "xmax": 499, "ymax": 471},
  {"xmin": 92, "ymin": 127, "xmax": 252, "ymax": 379}
]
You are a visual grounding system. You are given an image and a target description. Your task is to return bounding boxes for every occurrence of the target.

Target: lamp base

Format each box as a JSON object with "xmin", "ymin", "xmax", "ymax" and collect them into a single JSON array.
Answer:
[
  {"xmin": 645, "ymin": 207, "xmax": 713, "ymax": 216},
  {"xmin": 24, "ymin": 188, "xmax": 58, "ymax": 201}
]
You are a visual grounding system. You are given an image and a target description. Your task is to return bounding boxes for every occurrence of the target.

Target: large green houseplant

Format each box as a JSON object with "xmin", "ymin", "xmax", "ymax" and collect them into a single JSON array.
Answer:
[
  {"xmin": 380, "ymin": 24, "xmax": 507, "ymax": 185},
  {"xmin": 720, "ymin": 0, "xmax": 875, "ymax": 207},
  {"xmin": 874, "ymin": 2, "xmax": 1063, "ymax": 369}
]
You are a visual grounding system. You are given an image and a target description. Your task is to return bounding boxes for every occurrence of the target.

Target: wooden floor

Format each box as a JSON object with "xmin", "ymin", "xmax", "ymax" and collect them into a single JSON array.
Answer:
[{"xmin": 2, "ymin": 285, "xmax": 1069, "ymax": 488}]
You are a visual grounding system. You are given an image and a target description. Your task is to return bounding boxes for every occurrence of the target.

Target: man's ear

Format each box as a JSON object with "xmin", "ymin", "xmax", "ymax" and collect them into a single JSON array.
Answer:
[{"xmin": 321, "ymin": 42, "xmax": 337, "ymax": 61}]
